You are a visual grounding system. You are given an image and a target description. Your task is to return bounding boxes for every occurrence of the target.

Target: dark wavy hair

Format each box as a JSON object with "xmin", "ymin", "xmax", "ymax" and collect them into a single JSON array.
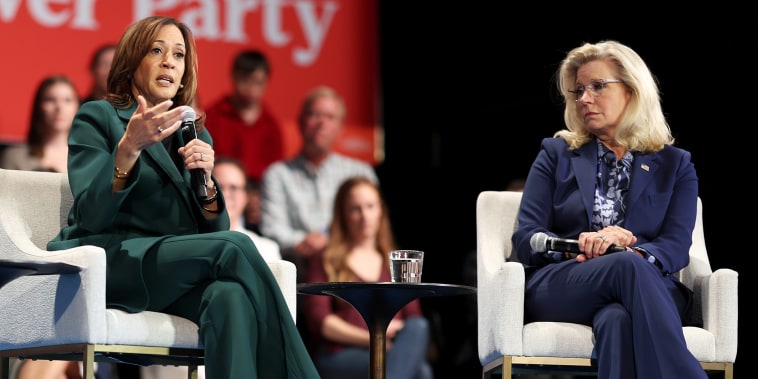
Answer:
[{"xmin": 106, "ymin": 16, "xmax": 199, "ymax": 115}]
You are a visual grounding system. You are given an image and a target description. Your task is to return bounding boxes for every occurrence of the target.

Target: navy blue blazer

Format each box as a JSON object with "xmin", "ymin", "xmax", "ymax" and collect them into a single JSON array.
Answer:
[{"xmin": 512, "ymin": 137, "xmax": 699, "ymax": 278}]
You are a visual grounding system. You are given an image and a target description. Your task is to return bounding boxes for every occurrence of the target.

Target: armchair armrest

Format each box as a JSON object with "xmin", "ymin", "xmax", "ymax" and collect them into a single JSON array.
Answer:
[
  {"xmin": 0, "ymin": 244, "xmax": 107, "ymax": 349},
  {"xmin": 476, "ymin": 191, "xmax": 527, "ymax": 364},
  {"xmin": 697, "ymin": 268, "xmax": 738, "ymax": 363},
  {"xmin": 265, "ymin": 259, "xmax": 297, "ymax": 322},
  {"xmin": 477, "ymin": 260, "xmax": 525, "ymax": 364}
]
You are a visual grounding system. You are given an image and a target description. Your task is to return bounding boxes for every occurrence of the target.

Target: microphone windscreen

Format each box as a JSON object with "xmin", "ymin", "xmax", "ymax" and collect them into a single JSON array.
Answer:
[
  {"xmin": 180, "ymin": 105, "xmax": 196, "ymax": 124},
  {"xmin": 530, "ymin": 232, "xmax": 548, "ymax": 252}
]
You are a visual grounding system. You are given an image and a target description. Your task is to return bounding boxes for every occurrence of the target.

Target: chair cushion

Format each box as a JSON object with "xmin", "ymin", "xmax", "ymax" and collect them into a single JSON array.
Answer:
[
  {"xmin": 105, "ymin": 308, "xmax": 202, "ymax": 349},
  {"xmin": 519, "ymin": 322, "xmax": 717, "ymax": 362},
  {"xmin": 522, "ymin": 322, "xmax": 594, "ymax": 358}
]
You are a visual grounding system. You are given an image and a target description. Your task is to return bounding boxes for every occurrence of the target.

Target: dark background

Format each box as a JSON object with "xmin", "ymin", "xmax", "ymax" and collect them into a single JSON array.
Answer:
[{"xmin": 376, "ymin": 4, "xmax": 754, "ymax": 378}]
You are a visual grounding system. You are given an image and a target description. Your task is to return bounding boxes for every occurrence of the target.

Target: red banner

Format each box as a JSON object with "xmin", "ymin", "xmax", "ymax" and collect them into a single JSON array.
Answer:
[{"xmin": 0, "ymin": 0, "xmax": 380, "ymax": 164}]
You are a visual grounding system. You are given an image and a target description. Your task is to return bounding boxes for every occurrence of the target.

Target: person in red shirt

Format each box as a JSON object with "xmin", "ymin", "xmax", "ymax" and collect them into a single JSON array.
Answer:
[{"xmin": 204, "ymin": 50, "xmax": 285, "ymax": 182}]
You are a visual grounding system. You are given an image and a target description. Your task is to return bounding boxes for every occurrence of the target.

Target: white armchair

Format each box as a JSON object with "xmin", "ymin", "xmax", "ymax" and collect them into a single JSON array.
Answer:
[
  {"xmin": 0, "ymin": 169, "xmax": 297, "ymax": 379},
  {"xmin": 476, "ymin": 191, "xmax": 738, "ymax": 378}
]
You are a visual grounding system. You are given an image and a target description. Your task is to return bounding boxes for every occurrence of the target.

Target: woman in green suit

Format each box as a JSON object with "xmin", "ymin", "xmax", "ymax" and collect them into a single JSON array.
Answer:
[{"xmin": 47, "ymin": 16, "xmax": 320, "ymax": 379}]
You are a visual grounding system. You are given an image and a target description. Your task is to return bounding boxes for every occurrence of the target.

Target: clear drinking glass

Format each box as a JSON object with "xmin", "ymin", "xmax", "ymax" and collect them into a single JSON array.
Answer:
[{"xmin": 389, "ymin": 250, "xmax": 424, "ymax": 283}]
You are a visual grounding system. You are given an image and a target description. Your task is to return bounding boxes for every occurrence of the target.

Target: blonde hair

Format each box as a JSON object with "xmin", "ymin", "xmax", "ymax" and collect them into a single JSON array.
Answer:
[
  {"xmin": 322, "ymin": 177, "xmax": 396, "ymax": 282},
  {"xmin": 554, "ymin": 40, "xmax": 673, "ymax": 153},
  {"xmin": 298, "ymin": 85, "xmax": 346, "ymax": 127}
]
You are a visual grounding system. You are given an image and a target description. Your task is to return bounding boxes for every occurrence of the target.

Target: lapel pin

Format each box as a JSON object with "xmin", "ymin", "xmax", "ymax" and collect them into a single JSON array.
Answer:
[{"xmin": 641, "ymin": 164, "xmax": 649, "ymax": 172}]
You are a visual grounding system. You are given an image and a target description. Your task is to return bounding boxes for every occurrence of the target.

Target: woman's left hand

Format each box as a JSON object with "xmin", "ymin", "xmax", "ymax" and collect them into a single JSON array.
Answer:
[
  {"xmin": 178, "ymin": 139, "xmax": 214, "ymax": 186},
  {"xmin": 577, "ymin": 226, "xmax": 637, "ymax": 261}
]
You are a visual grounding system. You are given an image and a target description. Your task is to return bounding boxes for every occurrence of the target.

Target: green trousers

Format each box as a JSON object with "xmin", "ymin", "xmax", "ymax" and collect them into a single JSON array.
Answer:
[{"xmin": 139, "ymin": 231, "xmax": 320, "ymax": 379}]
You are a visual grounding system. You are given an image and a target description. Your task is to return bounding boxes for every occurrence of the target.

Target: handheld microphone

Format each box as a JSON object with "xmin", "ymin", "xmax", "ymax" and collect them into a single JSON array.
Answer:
[
  {"xmin": 179, "ymin": 105, "xmax": 208, "ymax": 199},
  {"xmin": 530, "ymin": 232, "xmax": 626, "ymax": 254}
]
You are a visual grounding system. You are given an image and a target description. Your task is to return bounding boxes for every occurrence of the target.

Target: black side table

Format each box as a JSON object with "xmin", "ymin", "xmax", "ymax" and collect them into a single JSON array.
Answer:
[{"xmin": 298, "ymin": 282, "xmax": 476, "ymax": 379}]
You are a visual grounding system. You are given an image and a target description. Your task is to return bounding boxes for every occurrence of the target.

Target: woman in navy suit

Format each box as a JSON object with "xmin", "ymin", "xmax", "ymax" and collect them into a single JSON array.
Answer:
[{"xmin": 512, "ymin": 40, "xmax": 706, "ymax": 379}]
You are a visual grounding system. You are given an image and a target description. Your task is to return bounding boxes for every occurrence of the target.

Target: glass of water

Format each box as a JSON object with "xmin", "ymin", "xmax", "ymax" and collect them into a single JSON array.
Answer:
[{"xmin": 389, "ymin": 250, "xmax": 424, "ymax": 283}]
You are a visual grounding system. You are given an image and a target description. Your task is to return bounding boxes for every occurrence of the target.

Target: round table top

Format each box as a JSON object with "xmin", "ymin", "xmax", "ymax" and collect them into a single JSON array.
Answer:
[{"xmin": 297, "ymin": 281, "xmax": 476, "ymax": 297}]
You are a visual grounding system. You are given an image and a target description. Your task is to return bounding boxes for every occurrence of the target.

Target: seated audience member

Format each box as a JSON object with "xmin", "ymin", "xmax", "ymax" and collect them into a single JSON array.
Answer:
[
  {"xmin": 244, "ymin": 177, "xmax": 264, "ymax": 234},
  {"xmin": 214, "ymin": 157, "xmax": 281, "ymax": 261},
  {"xmin": 81, "ymin": 44, "xmax": 116, "ymax": 103},
  {"xmin": 1, "ymin": 75, "xmax": 79, "ymax": 173},
  {"xmin": 304, "ymin": 176, "xmax": 433, "ymax": 379},
  {"xmin": 260, "ymin": 85, "xmax": 378, "ymax": 281},
  {"xmin": 204, "ymin": 49, "xmax": 285, "ymax": 182}
]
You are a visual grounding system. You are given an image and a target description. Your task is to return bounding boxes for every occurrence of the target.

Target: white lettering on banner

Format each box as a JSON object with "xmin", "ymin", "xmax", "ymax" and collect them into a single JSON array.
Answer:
[
  {"xmin": 0, "ymin": 0, "xmax": 338, "ymax": 66},
  {"xmin": 291, "ymin": 0, "xmax": 336, "ymax": 65},
  {"xmin": 0, "ymin": 0, "xmax": 97, "ymax": 29},
  {"xmin": 135, "ymin": 0, "xmax": 339, "ymax": 67}
]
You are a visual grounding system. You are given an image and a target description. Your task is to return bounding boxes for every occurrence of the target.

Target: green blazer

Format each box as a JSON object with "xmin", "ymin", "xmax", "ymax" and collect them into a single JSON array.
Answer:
[{"xmin": 48, "ymin": 100, "xmax": 230, "ymax": 312}]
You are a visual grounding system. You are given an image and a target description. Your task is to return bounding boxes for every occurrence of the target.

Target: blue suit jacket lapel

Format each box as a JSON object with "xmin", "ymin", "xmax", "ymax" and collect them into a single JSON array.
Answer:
[{"xmin": 571, "ymin": 142, "xmax": 598, "ymax": 224}]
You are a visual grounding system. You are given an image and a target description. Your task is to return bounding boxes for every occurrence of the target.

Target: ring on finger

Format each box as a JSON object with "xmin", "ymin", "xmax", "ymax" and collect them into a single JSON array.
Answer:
[
  {"xmin": 200, "ymin": 152, "xmax": 204, "ymax": 161},
  {"xmin": 157, "ymin": 126, "xmax": 164, "ymax": 134},
  {"xmin": 597, "ymin": 234, "xmax": 606, "ymax": 241}
]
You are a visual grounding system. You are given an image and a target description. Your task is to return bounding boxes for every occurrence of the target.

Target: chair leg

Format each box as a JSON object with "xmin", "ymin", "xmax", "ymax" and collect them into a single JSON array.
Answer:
[
  {"xmin": 724, "ymin": 363, "xmax": 733, "ymax": 379},
  {"xmin": 83, "ymin": 345, "xmax": 95, "ymax": 379},
  {"xmin": 502, "ymin": 356, "xmax": 513, "ymax": 379},
  {"xmin": 482, "ymin": 356, "xmax": 512, "ymax": 379}
]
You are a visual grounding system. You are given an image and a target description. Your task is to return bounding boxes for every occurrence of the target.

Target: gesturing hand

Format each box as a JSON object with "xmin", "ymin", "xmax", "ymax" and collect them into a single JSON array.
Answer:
[{"xmin": 123, "ymin": 95, "xmax": 185, "ymax": 152}]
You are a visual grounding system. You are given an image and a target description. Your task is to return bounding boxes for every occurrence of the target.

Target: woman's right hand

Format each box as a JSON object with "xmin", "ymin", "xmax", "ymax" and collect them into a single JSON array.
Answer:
[
  {"xmin": 121, "ymin": 95, "xmax": 185, "ymax": 153},
  {"xmin": 385, "ymin": 318, "xmax": 405, "ymax": 350}
]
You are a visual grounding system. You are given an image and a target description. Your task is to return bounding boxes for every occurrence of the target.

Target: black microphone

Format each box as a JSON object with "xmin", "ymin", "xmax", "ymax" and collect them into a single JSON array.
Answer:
[
  {"xmin": 529, "ymin": 232, "xmax": 626, "ymax": 254},
  {"xmin": 179, "ymin": 105, "xmax": 208, "ymax": 199}
]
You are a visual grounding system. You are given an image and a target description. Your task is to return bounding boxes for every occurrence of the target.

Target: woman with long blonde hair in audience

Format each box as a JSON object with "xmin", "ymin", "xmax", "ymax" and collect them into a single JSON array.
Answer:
[
  {"xmin": 304, "ymin": 176, "xmax": 434, "ymax": 379},
  {"xmin": 1, "ymin": 75, "xmax": 79, "ymax": 173}
]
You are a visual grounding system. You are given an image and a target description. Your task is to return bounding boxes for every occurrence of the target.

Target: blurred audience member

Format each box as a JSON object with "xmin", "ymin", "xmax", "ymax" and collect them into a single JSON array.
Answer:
[
  {"xmin": 214, "ymin": 157, "xmax": 281, "ymax": 261},
  {"xmin": 81, "ymin": 44, "xmax": 116, "ymax": 103},
  {"xmin": 304, "ymin": 176, "xmax": 433, "ymax": 379},
  {"xmin": 244, "ymin": 177, "xmax": 264, "ymax": 234},
  {"xmin": 260, "ymin": 85, "xmax": 378, "ymax": 281},
  {"xmin": 1, "ymin": 75, "xmax": 78, "ymax": 173},
  {"xmin": 205, "ymin": 49, "xmax": 285, "ymax": 182}
]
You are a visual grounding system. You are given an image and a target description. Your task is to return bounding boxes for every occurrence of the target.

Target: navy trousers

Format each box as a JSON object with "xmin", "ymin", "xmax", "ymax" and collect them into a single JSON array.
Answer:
[{"xmin": 524, "ymin": 252, "xmax": 706, "ymax": 379}]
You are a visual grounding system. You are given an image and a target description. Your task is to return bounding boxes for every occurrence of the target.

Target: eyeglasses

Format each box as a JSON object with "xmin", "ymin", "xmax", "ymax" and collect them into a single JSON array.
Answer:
[
  {"xmin": 568, "ymin": 79, "xmax": 623, "ymax": 102},
  {"xmin": 219, "ymin": 184, "xmax": 246, "ymax": 193}
]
